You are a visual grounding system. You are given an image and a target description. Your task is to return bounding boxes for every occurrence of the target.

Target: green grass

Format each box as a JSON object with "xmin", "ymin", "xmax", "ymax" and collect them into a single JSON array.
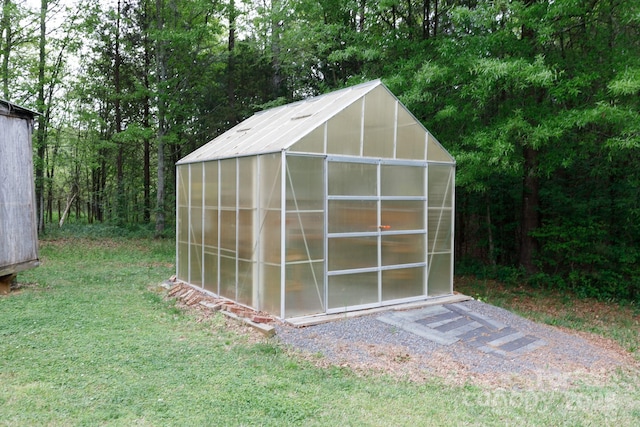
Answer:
[{"xmin": 1, "ymin": 229, "xmax": 639, "ymax": 426}]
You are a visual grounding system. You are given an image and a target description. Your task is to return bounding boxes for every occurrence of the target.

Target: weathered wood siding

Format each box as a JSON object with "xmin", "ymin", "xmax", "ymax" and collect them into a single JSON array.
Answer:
[{"xmin": 0, "ymin": 102, "xmax": 39, "ymax": 276}]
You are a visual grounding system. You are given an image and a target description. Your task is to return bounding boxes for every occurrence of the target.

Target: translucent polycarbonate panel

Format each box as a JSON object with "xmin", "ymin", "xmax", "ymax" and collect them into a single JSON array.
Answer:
[
  {"xmin": 219, "ymin": 255, "xmax": 236, "ymax": 299},
  {"xmin": 177, "ymin": 165, "xmax": 188, "ymax": 206},
  {"xmin": 428, "ymin": 253, "xmax": 452, "ymax": 296},
  {"xmin": 328, "ymin": 236, "xmax": 378, "ymax": 271},
  {"xmin": 428, "ymin": 164, "xmax": 453, "ymax": 208},
  {"xmin": 190, "ymin": 207, "xmax": 203, "ymax": 244},
  {"xmin": 190, "ymin": 163, "xmax": 203, "ymax": 206},
  {"xmin": 286, "ymin": 155, "xmax": 324, "ymax": 211},
  {"xmin": 236, "ymin": 260, "xmax": 254, "ymax": 306},
  {"xmin": 220, "ymin": 158, "xmax": 237, "ymax": 208},
  {"xmin": 238, "ymin": 209, "xmax": 256, "ymax": 260},
  {"xmin": 381, "ymin": 164, "xmax": 424, "ymax": 197},
  {"xmin": 177, "ymin": 80, "xmax": 381, "ymax": 163},
  {"xmin": 381, "ymin": 200, "xmax": 425, "ymax": 231},
  {"xmin": 238, "ymin": 156, "xmax": 257, "ymax": 208},
  {"xmin": 396, "ymin": 107, "xmax": 426, "ymax": 160},
  {"xmin": 260, "ymin": 209, "xmax": 281, "ymax": 264},
  {"xmin": 219, "ymin": 209, "xmax": 236, "ymax": 251},
  {"xmin": 286, "ymin": 212, "xmax": 324, "ymax": 261},
  {"xmin": 259, "ymin": 154, "xmax": 281, "ymax": 210},
  {"xmin": 290, "ymin": 125, "xmax": 324, "ymax": 154},
  {"xmin": 285, "ymin": 261, "xmax": 324, "ymax": 318},
  {"xmin": 177, "ymin": 207, "xmax": 189, "ymax": 243},
  {"xmin": 382, "ymin": 267, "xmax": 425, "ymax": 301},
  {"xmin": 327, "ymin": 101, "xmax": 362, "ymax": 156},
  {"xmin": 177, "ymin": 242, "xmax": 189, "ymax": 282},
  {"xmin": 328, "ymin": 271, "xmax": 378, "ymax": 309},
  {"xmin": 363, "ymin": 86, "xmax": 395, "ymax": 158},
  {"xmin": 203, "ymin": 249, "xmax": 218, "ymax": 294},
  {"xmin": 427, "ymin": 133, "xmax": 454, "ymax": 162},
  {"xmin": 203, "ymin": 208, "xmax": 218, "ymax": 247},
  {"xmin": 204, "ymin": 161, "xmax": 218, "ymax": 208},
  {"xmin": 381, "ymin": 233, "xmax": 425, "ymax": 266},
  {"xmin": 328, "ymin": 162, "xmax": 377, "ymax": 196},
  {"xmin": 189, "ymin": 243, "xmax": 202, "ymax": 286},
  {"xmin": 328, "ymin": 200, "xmax": 377, "ymax": 233},
  {"xmin": 428, "ymin": 209, "xmax": 453, "ymax": 252},
  {"xmin": 260, "ymin": 264, "xmax": 281, "ymax": 314}
]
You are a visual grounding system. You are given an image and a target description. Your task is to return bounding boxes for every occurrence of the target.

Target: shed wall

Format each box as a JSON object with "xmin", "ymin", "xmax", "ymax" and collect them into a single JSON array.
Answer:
[{"xmin": 0, "ymin": 114, "xmax": 39, "ymax": 276}]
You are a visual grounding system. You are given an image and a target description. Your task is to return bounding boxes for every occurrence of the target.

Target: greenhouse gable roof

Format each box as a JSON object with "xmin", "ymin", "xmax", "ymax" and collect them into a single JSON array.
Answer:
[{"xmin": 177, "ymin": 79, "xmax": 453, "ymax": 164}]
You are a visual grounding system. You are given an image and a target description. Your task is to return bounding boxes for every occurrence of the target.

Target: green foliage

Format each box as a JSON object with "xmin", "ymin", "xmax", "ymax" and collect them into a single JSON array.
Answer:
[{"xmin": 16, "ymin": 0, "xmax": 640, "ymax": 303}]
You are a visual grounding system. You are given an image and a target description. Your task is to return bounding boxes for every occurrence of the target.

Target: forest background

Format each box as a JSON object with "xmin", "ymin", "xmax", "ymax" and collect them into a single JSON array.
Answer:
[{"xmin": 2, "ymin": 0, "xmax": 639, "ymax": 301}]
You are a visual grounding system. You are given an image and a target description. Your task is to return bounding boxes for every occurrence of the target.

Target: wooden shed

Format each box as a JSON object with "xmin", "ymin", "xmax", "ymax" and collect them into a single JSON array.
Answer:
[
  {"xmin": 176, "ymin": 80, "xmax": 456, "ymax": 321},
  {"xmin": 0, "ymin": 100, "xmax": 39, "ymax": 294}
]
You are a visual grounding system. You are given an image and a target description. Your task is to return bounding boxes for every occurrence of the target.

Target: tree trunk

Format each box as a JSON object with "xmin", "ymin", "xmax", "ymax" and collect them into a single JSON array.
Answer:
[
  {"xmin": 115, "ymin": 0, "xmax": 125, "ymax": 223},
  {"xmin": 226, "ymin": 0, "xmax": 237, "ymax": 124},
  {"xmin": 1, "ymin": 0, "xmax": 11, "ymax": 99},
  {"xmin": 35, "ymin": 0, "xmax": 48, "ymax": 234},
  {"xmin": 154, "ymin": 0, "xmax": 167, "ymax": 237},
  {"xmin": 519, "ymin": 145, "xmax": 539, "ymax": 273},
  {"xmin": 143, "ymin": 0, "xmax": 151, "ymax": 223}
]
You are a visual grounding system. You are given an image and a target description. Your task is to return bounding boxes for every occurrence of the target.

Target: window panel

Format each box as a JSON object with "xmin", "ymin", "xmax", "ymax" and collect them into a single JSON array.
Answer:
[
  {"xmin": 381, "ymin": 200, "xmax": 424, "ymax": 231},
  {"xmin": 427, "ymin": 133, "xmax": 453, "ymax": 162},
  {"xmin": 327, "ymin": 101, "xmax": 362, "ymax": 156},
  {"xmin": 381, "ymin": 164, "xmax": 424, "ymax": 197},
  {"xmin": 328, "ymin": 236, "xmax": 377, "ymax": 271},
  {"xmin": 236, "ymin": 260, "xmax": 254, "ymax": 306},
  {"xmin": 260, "ymin": 209, "xmax": 281, "ymax": 264},
  {"xmin": 204, "ymin": 161, "xmax": 218, "ymax": 208},
  {"xmin": 286, "ymin": 212, "xmax": 324, "ymax": 262},
  {"xmin": 428, "ymin": 209, "xmax": 453, "ymax": 252},
  {"xmin": 291, "ymin": 126, "xmax": 324, "ymax": 153},
  {"xmin": 260, "ymin": 264, "xmax": 281, "ymax": 314},
  {"xmin": 328, "ymin": 162, "xmax": 376, "ymax": 196},
  {"xmin": 381, "ymin": 234, "xmax": 425, "ymax": 266},
  {"xmin": 363, "ymin": 87, "xmax": 395, "ymax": 158},
  {"xmin": 190, "ymin": 207, "xmax": 203, "ymax": 244},
  {"xmin": 189, "ymin": 243, "xmax": 202, "ymax": 286},
  {"xmin": 203, "ymin": 249, "xmax": 218, "ymax": 294},
  {"xmin": 177, "ymin": 242, "xmax": 189, "ymax": 282},
  {"xmin": 219, "ymin": 209, "xmax": 236, "ymax": 251},
  {"xmin": 238, "ymin": 209, "xmax": 256, "ymax": 260},
  {"xmin": 238, "ymin": 156, "xmax": 256, "ymax": 208},
  {"xmin": 219, "ymin": 255, "xmax": 236, "ymax": 299},
  {"xmin": 382, "ymin": 267, "xmax": 424, "ymax": 301},
  {"xmin": 259, "ymin": 154, "xmax": 281, "ymax": 210},
  {"xmin": 285, "ymin": 261, "xmax": 324, "ymax": 318},
  {"xmin": 177, "ymin": 165, "xmax": 188, "ymax": 206},
  {"xmin": 428, "ymin": 165, "xmax": 453, "ymax": 208},
  {"xmin": 220, "ymin": 158, "xmax": 237, "ymax": 208},
  {"xmin": 203, "ymin": 208, "xmax": 218, "ymax": 247},
  {"xmin": 190, "ymin": 163, "xmax": 203, "ymax": 206},
  {"xmin": 328, "ymin": 272, "xmax": 378, "ymax": 309},
  {"xmin": 328, "ymin": 200, "xmax": 377, "ymax": 233},
  {"xmin": 286, "ymin": 155, "xmax": 324, "ymax": 211},
  {"xmin": 396, "ymin": 107, "xmax": 426, "ymax": 160},
  {"xmin": 428, "ymin": 253, "xmax": 452, "ymax": 296}
]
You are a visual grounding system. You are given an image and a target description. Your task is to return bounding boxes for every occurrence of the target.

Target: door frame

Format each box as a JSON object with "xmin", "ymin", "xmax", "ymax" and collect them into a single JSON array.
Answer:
[{"xmin": 324, "ymin": 156, "xmax": 429, "ymax": 313}]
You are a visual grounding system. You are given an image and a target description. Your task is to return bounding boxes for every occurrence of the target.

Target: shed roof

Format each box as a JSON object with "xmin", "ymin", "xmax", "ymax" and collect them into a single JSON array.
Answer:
[
  {"xmin": 178, "ymin": 79, "xmax": 453, "ymax": 164},
  {"xmin": 0, "ymin": 99, "xmax": 39, "ymax": 119}
]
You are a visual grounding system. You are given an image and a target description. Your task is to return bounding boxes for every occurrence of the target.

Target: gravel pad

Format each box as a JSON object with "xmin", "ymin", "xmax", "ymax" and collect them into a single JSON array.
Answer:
[{"xmin": 274, "ymin": 300, "xmax": 636, "ymax": 389}]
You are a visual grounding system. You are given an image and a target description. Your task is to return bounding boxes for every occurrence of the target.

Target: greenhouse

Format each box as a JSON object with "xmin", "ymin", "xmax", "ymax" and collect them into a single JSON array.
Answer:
[{"xmin": 176, "ymin": 80, "xmax": 455, "ymax": 320}]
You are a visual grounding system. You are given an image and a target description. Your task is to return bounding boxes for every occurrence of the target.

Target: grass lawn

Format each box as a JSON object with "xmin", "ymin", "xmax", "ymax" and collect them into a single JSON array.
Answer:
[{"xmin": 1, "ymin": 229, "xmax": 639, "ymax": 426}]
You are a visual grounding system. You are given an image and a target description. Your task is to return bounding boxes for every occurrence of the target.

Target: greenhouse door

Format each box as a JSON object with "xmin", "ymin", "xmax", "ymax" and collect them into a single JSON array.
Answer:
[{"xmin": 326, "ymin": 158, "xmax": 427, "ymax": 312}]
